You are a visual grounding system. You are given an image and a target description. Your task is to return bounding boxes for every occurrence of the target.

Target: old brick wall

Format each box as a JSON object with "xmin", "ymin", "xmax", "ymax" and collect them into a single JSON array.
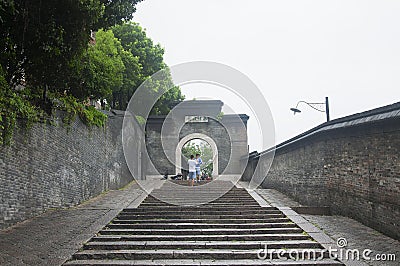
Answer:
[
  {"xmin": 260, "ymin": 137, "xmax": 331, "ymax": 207},
  {"xmin": 0, "ymin": 111, "xmax": 143, "ymax": 230},
  {"xmin": 326, "ymin": 121, "xmax": 399, "ymax": 239},
  {"xmin": 243, "ymin": 117, "xmax": 400, "ymax": 240}
]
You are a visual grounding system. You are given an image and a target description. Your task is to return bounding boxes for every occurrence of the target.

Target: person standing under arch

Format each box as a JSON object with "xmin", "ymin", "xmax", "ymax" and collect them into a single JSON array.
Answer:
[
  {"xmin": 187, "ymin": 155, "xmax": 197, "ymax": 186},
  {"xmin": 195, "ymin": 153, "xmax": 203, "ymax": 182}
]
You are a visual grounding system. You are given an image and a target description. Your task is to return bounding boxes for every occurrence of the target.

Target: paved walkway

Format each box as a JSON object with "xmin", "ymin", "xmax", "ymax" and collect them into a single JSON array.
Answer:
[
  {"xmin": 1, "ymin": 179, "xmax": 398, "ymax": 265},
  {"xmin": 64, "ymin": 180, "xmax": 343, "ymax": 265},
  {"xmin": 303, "ymin": 215, "xmax": 400, "ymax": 266},
  {"xmin": 253, "ymin": 186, "xmax": 400, "ymax": 266},
  {"xmin": 0, "ymin": 181, "xmax": 144, "ymax": 266},
  {"xmin": 255, "ymin": 188, "xmax": 302, "ymax": 207}
]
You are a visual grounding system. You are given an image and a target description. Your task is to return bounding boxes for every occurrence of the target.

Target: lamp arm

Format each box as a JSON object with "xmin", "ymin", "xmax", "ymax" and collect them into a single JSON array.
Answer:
[{"xmin": 295, "ymin": 101, "xmax": 326, "ymax": 113}]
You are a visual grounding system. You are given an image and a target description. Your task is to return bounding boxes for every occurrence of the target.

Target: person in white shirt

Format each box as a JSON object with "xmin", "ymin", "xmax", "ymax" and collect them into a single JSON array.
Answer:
[{"xmin": 187, "ymin": 155, "xmax": 197, "ymax": 186}]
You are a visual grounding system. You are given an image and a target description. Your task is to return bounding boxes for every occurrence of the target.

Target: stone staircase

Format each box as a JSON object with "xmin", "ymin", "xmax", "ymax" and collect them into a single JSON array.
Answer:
[{"xmin": 64, "ymin": 181, "xmax": 342, "ymax": 265}]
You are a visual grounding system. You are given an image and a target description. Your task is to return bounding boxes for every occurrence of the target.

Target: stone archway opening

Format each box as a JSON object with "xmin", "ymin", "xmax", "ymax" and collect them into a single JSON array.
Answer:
[
  {"xmin": 175, "ymin": 133, "xmax": 218, "ymax": 177},
  {"xmin": 181, "ymin": 139, "xmax": 213, "ymax": 178}
]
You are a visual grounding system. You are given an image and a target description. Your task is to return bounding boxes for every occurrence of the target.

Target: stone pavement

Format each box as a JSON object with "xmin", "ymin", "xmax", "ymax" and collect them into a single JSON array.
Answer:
[
  {"xmin": 253, "ymin": 185, "xmax": 399, "ymax": 266},
  {"xmin": 303, "ymin": 215, "xmax": 400, "ymax": 266},
  {"xmin": 1, "ymin": 178, "xmax": 398, "ymax": 266},
  {"xmin": 0, "ymin": 181, "xmax": 145, "ymax": 266},
  {"xmin": 64, "ymin": 180, "xmax": 343, "ymax": 265},
  {"xmin": 255, "ymin": 188, "xmax": 302, "ymax": 207}
]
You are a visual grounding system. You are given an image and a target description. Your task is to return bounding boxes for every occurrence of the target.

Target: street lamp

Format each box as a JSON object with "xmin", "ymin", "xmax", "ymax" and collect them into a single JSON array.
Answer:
[{"xmin": 290, "ymin": 96, "xmax": 330, "ymax": 122}]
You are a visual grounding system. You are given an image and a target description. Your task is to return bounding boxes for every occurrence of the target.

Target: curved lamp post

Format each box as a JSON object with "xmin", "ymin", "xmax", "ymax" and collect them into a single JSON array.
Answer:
[{"xmin": 290, "ymin": 96, "xmax": 330, "ymax": 122}]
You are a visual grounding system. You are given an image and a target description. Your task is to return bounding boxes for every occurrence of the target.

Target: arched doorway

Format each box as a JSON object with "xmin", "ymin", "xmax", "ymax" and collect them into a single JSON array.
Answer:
[{"xmin": 175, "ymin": 133, "xmax": 218, "ymax": 177}]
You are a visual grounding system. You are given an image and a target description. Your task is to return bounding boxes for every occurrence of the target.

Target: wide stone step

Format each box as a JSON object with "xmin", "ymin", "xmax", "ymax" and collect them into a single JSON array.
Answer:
[
  {"xmin": 72, "ymin": 248, "xmax": 331, "ymax": 260},
  {"xmin": 149, "ymin": 193, "xmax": 252, "ymax": 196},
  {"xmin": 147, "ymin": 194, "xmax": 254, "ymax": 198},
  {"xmin": 108, "ymin": 222, "xmax": 296, "ymax": 229},
  {"xmin": 135, "ymin": 206, "xmax": 264, "ymax": 209},
  {"xmin": 141, "ymin": 200, "xmax": 260, "ymax": 205},
  {"xmin": 143, "ymin": 197, "xmax": 256, "ymax": 201},
  {"xmin": 100, "ymin": 227, "xmax": 302, "ymax": 235},
  {"xmin": 143, "ymin": 197, "xmax": 257, "ymax": 201},
  {"xmin": 133, "ymin": 206, "xmax": 272, "ymax": 211},
  {"xmin": 91, "ymin": 233, "xmax": 310, "ymax": 242},
  {"xmin": 110, "ymin": 218, "xmax": 291, "ymax": 224},
  {"xmin": 84, "ymin": 240, "xmax": 321, "ymax": 250},
  {"xmin": 118, "ymin": 209, "xmax": 281, "ymax": 215},
  {"xmin": 144, "ymin": 194, "xmax": 255, "ymax": 197},
  {"xmin": 152, "ymin": 189, "xmax": 248, "ymax": 192},
  {"xmin": 145, "ymin": 194, "xmax": 256, "ymax": 198},
  {"xmin": 64, "ymin": 182, "xmax": 343, "ymax": 265},
  {"xmin": 65, "ymin": 258, "xmax": 342, "ymax": 265},
  {"xmin": 140, "ymin": 204, "xmax": 260, "ymax": 208},
  {"xmin": 151, "ymin": 186, "xmax": 246, "ymax": 189},
  {"xmin": 138, "ymin": 204, "xmax": 265, "ymax": 208},
  {"xmin": 115, "ymin": 214, "xmax": 285, "ymax": 220},
  {"xmin": 65, "ymin": 259, "xmax": 342, "ymax": 265}
]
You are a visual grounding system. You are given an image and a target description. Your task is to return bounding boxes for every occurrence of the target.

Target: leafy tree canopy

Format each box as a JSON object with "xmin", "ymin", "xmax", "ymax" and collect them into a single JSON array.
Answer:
[
  {"xmin": 71, "ymin": 29, "xmax": 128, "ymax": 100},
  {"xmin": 0, "ymin": 0, "xmax": 142, "ymax": 90},
  {"xmin": 0, "ymin": 0, "xmax": 185, "ymax": 146},
  {"xmin": 72, "ymin": 24, "xmax": 184, "ymax": 112},
  {"xmin": 112, "ymin": 22, "xmax": 185, "ymax": 113},
  {"xmin": 112, "ymin": 22, "xmax": 165, "ymax": 77}
]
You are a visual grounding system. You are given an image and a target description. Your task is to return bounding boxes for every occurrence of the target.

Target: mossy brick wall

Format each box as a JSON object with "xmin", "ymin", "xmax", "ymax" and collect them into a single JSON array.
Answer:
[
  {"xmin": 0, "ymin": 111, "xmax": 142, "ymax": 230},
  {"xmin": 243, "ymin": 118, "xmax": 400, "ymax": 240}
]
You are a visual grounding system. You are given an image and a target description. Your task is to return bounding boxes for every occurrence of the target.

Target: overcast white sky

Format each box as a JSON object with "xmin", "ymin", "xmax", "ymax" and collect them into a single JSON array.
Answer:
[{"xmin": 134, "ymin": 0, "xmax": 400, "ymax": 151}]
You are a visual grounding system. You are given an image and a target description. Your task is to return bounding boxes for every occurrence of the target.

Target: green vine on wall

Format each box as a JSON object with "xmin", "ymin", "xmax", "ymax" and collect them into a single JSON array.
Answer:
[
  {"xmin": 53, "ymin": 94, "xmax": 107, "ymax": 128},
  {"xmin": 216, "ymin": 112, "xmax": 224, "ymax": 121},
  {"xmin": 0, "ymin": 88, "xmax": 41, "ymax": 145},
  {"xmin": 0, "ymin": 73, "xmax": 108, "ymax": 146}
]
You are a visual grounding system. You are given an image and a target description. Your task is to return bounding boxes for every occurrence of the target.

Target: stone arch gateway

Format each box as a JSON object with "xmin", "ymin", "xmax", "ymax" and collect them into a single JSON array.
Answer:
[
  {"xmin": 175, "ymin": 133, "xmax": 219, "ymax": 177},
  {"xmin": 145, "ymin": 100, "xmax": 249, "ymax": 177}
]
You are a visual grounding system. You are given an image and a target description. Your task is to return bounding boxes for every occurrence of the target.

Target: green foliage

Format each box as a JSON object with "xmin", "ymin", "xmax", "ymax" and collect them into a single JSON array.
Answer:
[
  {"xmin": 111, "ymin": 22, "xmax": 184, "ymax": 113},
  {"xmin": 73, "ymin": 24, "xmax": 184, "ymax": 113},
  {"xmin": 0, "ymin": 0, "xmax": 142, "ymax": 93},
  {"xmin": 112, "ymin": 22, "xmax": 165, "ymax": 77},
  {"xmin": 81, "ymin": 106, "xmax": 108, "ymax": 127},
  {"xmin": 217, "ymin": 112, "xmax": 224, "ymax": 121},
  {"xmin": 95, "ymin": 0, "xmax": 143, "ymax": 29},
  {"xmin": 135, "ymin": 115, "xmax": 146, "ymax": 125},
  {"xmin": 0, "ymin": 67, "xmax": 40, "ymax": 145},
  {"xmin": 0, "ymin": 0, "xmax": 184, "ymax": 145},
  {"xmin": 144, "ymin": 73, "xmax": 184, "ymax": 115},
  {"xmin": 52, "ymin": 94, "xmax": 107, "ymax": 128},
  {"xmin": 71, "ymin": 29, "xmax": 127, "ymax": 100},
  {"xmin": 0, "ymin": 89, "xmax": 107, "ymax": 145}
]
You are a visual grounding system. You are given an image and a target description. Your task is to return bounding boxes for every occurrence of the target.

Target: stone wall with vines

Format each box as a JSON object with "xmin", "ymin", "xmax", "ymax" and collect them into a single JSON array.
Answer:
[{"xmin": 0, "ymin": 111, "xmax": 144, "ymax": 230}]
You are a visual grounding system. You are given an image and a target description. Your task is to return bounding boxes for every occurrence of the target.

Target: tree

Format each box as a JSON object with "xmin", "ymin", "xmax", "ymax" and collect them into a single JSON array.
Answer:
[
  {"xmin": 71, "ymin": 24, "xmax": 184, "ymax": 112},
  {"xmin": 0, "ymin": 1, "xmax": 143, "ymax": 143},
  {"xmin": 71, "ymin": 29, "xmax": 127, "ymax": 101},
  {"xmin": 112, "ymin": 22, "xmax": 184, "ymax": 113},
  {"xmin": 112, "ymin": 22, "xmax": 165, "ymax": 77},
  {"xmin": 95, "ymin": 0, "xmax": 143, "ymax": 29},
  {"xmin": 1, "ymin": 0, "xmax": 183, "ymax": 120},
  {"xmin": 0, "ymin": 0, "xmax": 142, "ymax": 94}
]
